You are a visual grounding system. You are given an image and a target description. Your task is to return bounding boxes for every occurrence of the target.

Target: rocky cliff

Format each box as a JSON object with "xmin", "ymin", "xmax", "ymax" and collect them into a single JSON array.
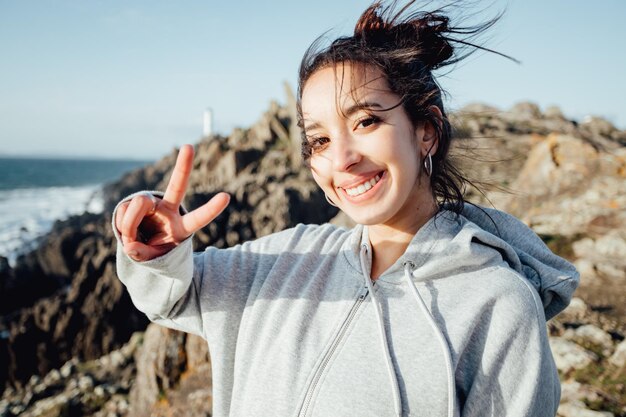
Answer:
[{"xmin": 1, "ymin": 93, "xmax": 624, "ymax": 416}]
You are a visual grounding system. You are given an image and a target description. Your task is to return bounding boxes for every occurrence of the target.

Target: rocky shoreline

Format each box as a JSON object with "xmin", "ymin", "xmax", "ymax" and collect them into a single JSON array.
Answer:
[{"xmin": 1, "ymin": 91, "xmax": 625, "ymax": 416}]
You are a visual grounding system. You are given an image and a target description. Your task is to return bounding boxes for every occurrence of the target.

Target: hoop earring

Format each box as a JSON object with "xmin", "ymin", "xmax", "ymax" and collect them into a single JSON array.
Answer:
[
  {"xmin": 325, "ymin": 194, "xmax": 338, "ymax": 207},
  {"xmin": 424, "ymin": 152, "xmax": 433, "ymax": 177}
]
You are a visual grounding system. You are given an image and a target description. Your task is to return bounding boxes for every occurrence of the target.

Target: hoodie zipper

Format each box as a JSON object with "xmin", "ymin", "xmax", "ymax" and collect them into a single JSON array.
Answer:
[{"xmin": 297, "ymin": 286, "xmax": 370, "ymax": 417}]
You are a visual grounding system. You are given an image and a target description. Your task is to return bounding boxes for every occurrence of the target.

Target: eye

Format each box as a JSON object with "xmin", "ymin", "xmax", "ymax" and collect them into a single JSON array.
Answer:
[
  {"xmin": 304, "ymin": 135, "xmax": 330, "ymax": 155},
  {"xmin": 356, "ymin": 115, "xmax": 381, "ymax": 129}
]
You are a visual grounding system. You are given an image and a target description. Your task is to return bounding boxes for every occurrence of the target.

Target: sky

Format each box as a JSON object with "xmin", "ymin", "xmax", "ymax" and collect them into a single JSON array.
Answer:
[{"xmin": 1, "ymin": 0, "xmax": 625, "ymax": 160}]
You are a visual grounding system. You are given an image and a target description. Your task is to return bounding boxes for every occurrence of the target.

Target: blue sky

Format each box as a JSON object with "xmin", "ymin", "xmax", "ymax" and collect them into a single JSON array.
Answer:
[{"xmin": 1, "ymin": 0, "xmax": 625, "ymax": 159}]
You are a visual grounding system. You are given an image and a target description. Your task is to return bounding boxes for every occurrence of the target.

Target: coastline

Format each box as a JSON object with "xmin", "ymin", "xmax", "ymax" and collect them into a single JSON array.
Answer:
[
  {"xmin": 0, "ymin": 185, "xmax": 103, "ymax": 266},
  {"xmin": 0, "ymin": 157, "xmax": 151, "ymax": 266}
]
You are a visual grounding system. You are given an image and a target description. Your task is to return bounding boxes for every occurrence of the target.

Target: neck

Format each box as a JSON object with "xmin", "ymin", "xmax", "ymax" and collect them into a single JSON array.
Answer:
[{"xmin": 368, "ymin": 199, "xmax": 438, "ymax": 279}]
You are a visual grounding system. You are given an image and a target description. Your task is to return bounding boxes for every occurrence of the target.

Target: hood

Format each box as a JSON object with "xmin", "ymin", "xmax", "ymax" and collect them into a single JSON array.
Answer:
[
  {"xmin": 347, "ymin": 204, "xmax": 579, "ymax": 321},
  {"xmin": 458, "ymin": 204, "xmax": 579, "ymax": 320}
]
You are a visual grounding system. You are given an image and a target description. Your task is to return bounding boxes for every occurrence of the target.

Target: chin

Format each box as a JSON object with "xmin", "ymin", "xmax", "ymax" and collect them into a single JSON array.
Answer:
[{"xmin": 341, "ymin": 208, "xmax": 393, "ymax": 226}]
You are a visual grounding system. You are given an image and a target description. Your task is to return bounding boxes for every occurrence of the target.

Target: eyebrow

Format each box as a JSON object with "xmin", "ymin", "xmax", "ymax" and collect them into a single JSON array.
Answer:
[{"xmin": 303, "ymin": 102, "xmax": 384, "ymax": 132}]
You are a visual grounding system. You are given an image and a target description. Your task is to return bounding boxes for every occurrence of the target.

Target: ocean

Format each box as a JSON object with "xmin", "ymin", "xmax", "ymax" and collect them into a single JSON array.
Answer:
[{"xmin": 0, "ymin": 157, "xmax": 152, "ymax": 265}]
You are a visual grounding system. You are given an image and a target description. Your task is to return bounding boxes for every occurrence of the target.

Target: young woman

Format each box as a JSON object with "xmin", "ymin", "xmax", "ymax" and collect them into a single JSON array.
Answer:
[{"xmin": 113, "ymin": 2, "xmax": 578, "ymax": 416}]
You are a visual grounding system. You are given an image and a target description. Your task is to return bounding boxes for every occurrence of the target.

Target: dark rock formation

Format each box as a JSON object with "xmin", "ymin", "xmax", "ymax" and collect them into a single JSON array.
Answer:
[
  {"xmin": 0, "ymin": 214, "xmax": 148, "ymax": 392},
  {"xmin": 128, "ymin": 325, "xmax": 212, "ymax": 417},
  {"xmin": 0, "ymin": 333, "xmax": 141, "ymax": 417}
]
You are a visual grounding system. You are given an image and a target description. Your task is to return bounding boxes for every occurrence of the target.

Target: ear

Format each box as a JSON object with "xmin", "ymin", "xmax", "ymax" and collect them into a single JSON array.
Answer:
[{"xmin": 419, "ymin": 105, "xmax": 443, "ymax": 157}]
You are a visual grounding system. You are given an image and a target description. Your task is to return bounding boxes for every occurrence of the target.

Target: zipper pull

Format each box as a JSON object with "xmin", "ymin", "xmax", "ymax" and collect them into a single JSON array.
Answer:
[{"xmin": 359, "ymin": 287, "xmax": 369, "ymax": 300}]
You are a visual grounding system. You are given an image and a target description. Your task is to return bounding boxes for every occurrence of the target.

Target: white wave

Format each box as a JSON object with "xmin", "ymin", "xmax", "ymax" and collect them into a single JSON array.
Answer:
[{"xmin": 0, "ymin": 185, "xmax": 104, "ymax": 266}]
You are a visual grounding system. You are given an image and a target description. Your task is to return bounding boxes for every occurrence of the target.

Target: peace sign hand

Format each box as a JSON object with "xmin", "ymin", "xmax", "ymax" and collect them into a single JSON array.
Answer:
[{"xmin": 114, "ymin": 144, "xmax": 230, "ymax": 262}]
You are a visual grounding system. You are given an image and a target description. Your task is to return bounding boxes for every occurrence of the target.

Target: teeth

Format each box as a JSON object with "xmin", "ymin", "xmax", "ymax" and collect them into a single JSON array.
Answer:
[{"xmin": 343, "ymin": 173, "xmax": 382, "ymax": 197}]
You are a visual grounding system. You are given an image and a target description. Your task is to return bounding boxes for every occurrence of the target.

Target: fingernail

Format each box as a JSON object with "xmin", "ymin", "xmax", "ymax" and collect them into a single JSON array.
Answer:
[{"xmin": 128, "ymin": 250, "xmax": 139, "ymax": 259}]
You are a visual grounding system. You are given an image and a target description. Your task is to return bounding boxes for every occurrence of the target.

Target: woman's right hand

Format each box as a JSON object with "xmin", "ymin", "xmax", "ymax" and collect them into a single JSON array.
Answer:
[{"xmin": 114, "ymin": 144, "xmax": 230, "ymax": 262}]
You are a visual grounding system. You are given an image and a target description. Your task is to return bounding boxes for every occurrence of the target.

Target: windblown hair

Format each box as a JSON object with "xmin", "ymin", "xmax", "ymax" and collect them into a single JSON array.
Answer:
[{"xmin": 296, "ymin": 0, "xmax": 512, "ymax": 214}]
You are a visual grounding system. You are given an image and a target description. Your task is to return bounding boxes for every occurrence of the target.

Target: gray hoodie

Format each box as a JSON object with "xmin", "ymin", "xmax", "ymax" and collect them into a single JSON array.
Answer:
[{"xmin": 114, "ymin": 202, "xmax": 578, "ymax": 417}]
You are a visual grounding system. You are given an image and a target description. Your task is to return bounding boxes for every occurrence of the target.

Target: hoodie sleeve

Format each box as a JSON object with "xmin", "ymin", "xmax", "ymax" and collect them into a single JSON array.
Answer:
[
  {"xmin": 115, "ymin": 235, "xmax": 204, "ymax": 335},
  {"xmin": 457, "ymin": 269, "xmax": 561, "ymax": 417}
]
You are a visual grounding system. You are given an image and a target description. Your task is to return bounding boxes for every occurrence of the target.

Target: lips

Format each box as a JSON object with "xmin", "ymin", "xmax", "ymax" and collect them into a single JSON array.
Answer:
[{"xmin": 340, "ymin": 171, "xmax": 384, "ymax": 197}]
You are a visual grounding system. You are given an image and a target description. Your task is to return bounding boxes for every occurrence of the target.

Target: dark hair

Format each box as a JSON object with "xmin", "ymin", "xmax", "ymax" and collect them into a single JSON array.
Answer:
[{"xmin": 296, "ymin": 0, "xmax": 512, "ymax": 214}]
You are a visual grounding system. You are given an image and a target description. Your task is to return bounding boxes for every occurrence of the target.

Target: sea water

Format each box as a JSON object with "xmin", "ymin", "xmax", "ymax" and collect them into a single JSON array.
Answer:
[{"xmin": 0, "ymin": 157, "xmax": 151, "ymax": 265}]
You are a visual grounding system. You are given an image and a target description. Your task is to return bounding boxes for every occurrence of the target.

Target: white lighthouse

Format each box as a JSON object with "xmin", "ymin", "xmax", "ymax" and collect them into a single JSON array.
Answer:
[{"xmin": 203, "ymin": 108, "xmax": 213, "ymax": 137}]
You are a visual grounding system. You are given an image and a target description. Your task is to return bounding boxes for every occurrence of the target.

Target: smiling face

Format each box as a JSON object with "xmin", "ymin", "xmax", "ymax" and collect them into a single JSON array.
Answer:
[{"xmin": 301, "ymin": 63, "xmax": 438, "ymax": 230}]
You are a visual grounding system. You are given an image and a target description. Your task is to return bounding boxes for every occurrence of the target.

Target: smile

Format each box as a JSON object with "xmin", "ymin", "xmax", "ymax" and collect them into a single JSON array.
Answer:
[{"xmin": 343, "ymin": 172, "xmax": 383, "ymax": 197}]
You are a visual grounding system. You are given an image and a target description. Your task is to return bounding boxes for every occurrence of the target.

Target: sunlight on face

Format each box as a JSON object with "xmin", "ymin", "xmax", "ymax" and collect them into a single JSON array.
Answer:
[{"xmin": 301, "ymin": 63, "xmax": 434, "ymax": 229}]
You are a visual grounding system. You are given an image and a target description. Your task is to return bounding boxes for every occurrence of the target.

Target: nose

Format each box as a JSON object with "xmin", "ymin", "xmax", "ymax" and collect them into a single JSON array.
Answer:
[{"xmin": 331, "ymin": 134, "xmax": 361, "ymax": 172}]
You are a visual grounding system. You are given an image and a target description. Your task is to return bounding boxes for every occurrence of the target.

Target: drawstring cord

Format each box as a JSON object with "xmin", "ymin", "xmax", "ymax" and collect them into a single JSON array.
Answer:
[
  {"xmin": 360, "ymin": 245, "xmax": 403, "ymax": 417},
  {"xmin": 358, "ymin": 245, "xmax": 456, "ymax": 417},
  {"xmin": 403, "ymin": 261, "xmax": 456, "ymax": 417}
]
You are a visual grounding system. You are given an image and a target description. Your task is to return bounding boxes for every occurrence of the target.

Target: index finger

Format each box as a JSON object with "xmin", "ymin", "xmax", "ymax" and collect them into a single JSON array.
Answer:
[{"xmin": 162, "ymin": 144, "xmax": 194, "ymax": 209}]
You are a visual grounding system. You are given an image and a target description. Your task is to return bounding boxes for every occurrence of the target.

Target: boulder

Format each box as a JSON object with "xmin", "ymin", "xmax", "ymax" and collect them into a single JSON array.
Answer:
[
  {"xmin": 502, "ymin": 134, "xmax": 626, "ymax": 237},
  {"xmin": 559, "ymin": 297, "xmax": 589, "ymax": 322},
  {"xmin": 563, "ymin": 325, "xmax": 615, "ymax": 357},
  {"xmin": 508, "ymin": 101, "xmax": 543, "ymax": 120},
  {"xmin": 581, "ymin": 116, "xmax": 617, "ymax": 138},
  {"xmin": 549, "ymin": 337, "xmax": 598, "ymax": 374},
  {"xmin": 545, "ymin": 106, "xmax": 566, "ymax": 120},
  {"xmin": 129, "ymin": 325, "xmax": 185, "ymax": 417},
  {"xmin": 558, "ymin": 402, "xmax": 614, "ymax": 417},
  {"xmin": 608, "ymin": 339, "xmax": 626, "ymax": 368},
  {"xmin": 559, "ymin": 380, "xmax": 611, "ymax": 412},
  {"xmin": 129, "ymin": 324, "xmax": 212, "ymax": 417},
  {"xmin": 573, "ymin": 232, "xmax": 626, "ymax": 260}
]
